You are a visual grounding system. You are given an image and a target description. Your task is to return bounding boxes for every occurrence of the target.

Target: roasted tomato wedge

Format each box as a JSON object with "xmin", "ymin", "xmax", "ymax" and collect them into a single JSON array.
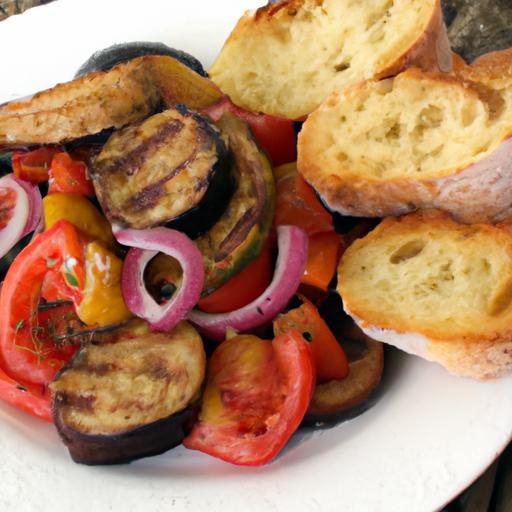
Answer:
[
  {"xmin": 274, "ymin": 296, "xmax": 349, "ymax": 383},
  {"xmin": 12, "ymin": 147, "xmax": 61, "ymax": 184},
  {"xmin": 197, "ymin": 236, "xmax": 273, "ymax": 313},
  {"xmin": 48, "ymin": 152, "xmax": 94, "ymax": 196},
  {"xmin": 183, "ymin": 331, "xmax": 315, "ymax": 465},
  {"xmin": 0, "ymin": 220, "xmax": 85, "ymax": 385},
  {"xmin": 0, "ymin": 301, "xmax": 84, "ymax": 422},
  {"xmin": 204, "ymin": 97, "xmax": 296, "ymax": 166}
]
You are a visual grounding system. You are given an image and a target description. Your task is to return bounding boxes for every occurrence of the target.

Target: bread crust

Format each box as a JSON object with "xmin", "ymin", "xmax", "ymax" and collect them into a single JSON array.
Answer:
[
  {"xmin": 298, "ymin": 67, "xmax": 512, "ymax": 224},
  {"xmin": 374, "ymin": 0, "xmax": 452, "ymax": 78},
  {"xmin": 300, "ymin": 136, "xmax": 512, "ymax": 224},
  {"xmin": 209, "ymin": 0, "xmax": 451, "ymax": 118},
  {"xmin": 349, "ymin": 314, "xmax": 512, "ymax": 380},
  {"xmin": 338, "ymin": 211, "xmax": 512, "ymax": 379}
]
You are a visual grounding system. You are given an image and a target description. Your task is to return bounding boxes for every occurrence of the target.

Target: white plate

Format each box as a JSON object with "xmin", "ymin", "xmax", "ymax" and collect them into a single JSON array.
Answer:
[{"xmin": 1, "ymin": 1, "xmax": 512, "ymax": 511}]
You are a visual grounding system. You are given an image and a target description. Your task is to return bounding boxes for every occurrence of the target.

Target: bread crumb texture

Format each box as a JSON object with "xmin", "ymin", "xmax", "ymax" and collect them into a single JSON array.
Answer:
[
  {"xmin": 210, "ymin": 0, "xmax": 444, "ymax": 118},
  {"xmin": 339, "ymin": 211, "xmax": 512, "ymax": 379}
]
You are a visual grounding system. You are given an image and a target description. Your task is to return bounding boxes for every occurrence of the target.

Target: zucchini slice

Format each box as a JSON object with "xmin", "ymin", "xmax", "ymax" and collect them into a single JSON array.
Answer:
[
  {"xmin": 51, "ymin": 320, "xmax": 205, "ymax": 465},
  {"xmin": 197, "ymin": 113, "xmax": 276, "ymax": 294},
  {"xmin": 91, "ymin": 105, "xmax": 232, "ymax": 237}
]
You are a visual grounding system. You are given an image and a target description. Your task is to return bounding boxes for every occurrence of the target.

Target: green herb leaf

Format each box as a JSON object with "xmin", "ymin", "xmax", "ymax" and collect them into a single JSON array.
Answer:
[
  {"xmin": 302, "ymin": 331, "xmax": 313, "ymax": 342},
  {"xmin": 46, "ymin": 257, "xmax": 58, "ymax": 268},
  {"xmin": 65, "ymin": 272, "xmax": 79, "ymax": 288},
  {"xmin": 38, "ymin": 300, "xmax": 73, "ymax": 311},
  {"xmin": 15, "ymin": 319, "xmax": 25, "ymax": 333}
]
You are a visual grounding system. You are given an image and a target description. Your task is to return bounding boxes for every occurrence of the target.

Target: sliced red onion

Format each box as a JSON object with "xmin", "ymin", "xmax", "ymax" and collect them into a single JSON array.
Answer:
[
  {"xmin": 188, "ymin": 225, "xmax": 308, "ymax": 341},
  {"xmin": 0, "ymin": 174, "xmax": 29, "ymax": 259},
  {"xmin": 14, "ymin": 177, "xmax": 43, "ymax": 236},
  {"xmin": 117, "ymin": 227, "xmax": 204, "ymax": 332}
]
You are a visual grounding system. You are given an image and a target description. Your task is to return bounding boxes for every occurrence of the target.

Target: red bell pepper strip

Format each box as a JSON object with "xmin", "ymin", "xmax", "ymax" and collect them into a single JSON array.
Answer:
[
  {"xmin": 302, "ymin": 232, "xmax": 344, "ymax": 292},
  {"xmin": 48, "ymin": 152, "xmax": 95, "ymax": 197},
  {"xmin": 12, "ymin": 147, "xmax": 61, "ymax": 184},
  {"xmin": 274, "ymin": 295, "xmax": 349, "ymax": 383},
  {"xmin": 275, "ymin": 171, "xmax": 334, "ymax": 236},
  {"xmin": 197, "ymin": 236, "xmax": 274, "ymax": 313}
]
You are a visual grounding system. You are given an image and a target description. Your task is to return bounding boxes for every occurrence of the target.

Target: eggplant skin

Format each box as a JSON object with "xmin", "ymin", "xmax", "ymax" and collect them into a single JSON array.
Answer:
[
  {"xmin": 51, "ymin": 320, "xmax": 205, "ymax": 465},
  {"xmin": 53, "ymin": 404, "xmax": 195, "ymax": 465},
  {"xmin": 75, "ymin": 42, "xmax": 207, "ymax": 78},
  {"xmin": 91, "ymin": 105, "xmax": 230, "ymax": 232}
]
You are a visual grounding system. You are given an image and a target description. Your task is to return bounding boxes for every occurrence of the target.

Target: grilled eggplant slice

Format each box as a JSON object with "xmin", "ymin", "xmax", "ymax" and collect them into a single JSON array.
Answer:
[
  {"xmin": 121, "ymin": 113, "xmax": 275, "ymax": 295},
  {"xmin": 91, "ymin": 105, "xmax": 232, "ymax": 236},
  {"xmin": 51, "ymin": 320, "xmax": 205, "ymax": 465},
  {"xmin": 197, "ymin": 113, "xmax": 276, "ymax": 294},
  {"xmin": 75, "ymin": 42, "xmax": 207, "ymax": 78},
  {"xmin": 302, "ymin": 294, "xmax": 384, "ymax": 427},
  {"xmin": 0, "ymin": 56, "xmax": 222, "ymax": 146}
]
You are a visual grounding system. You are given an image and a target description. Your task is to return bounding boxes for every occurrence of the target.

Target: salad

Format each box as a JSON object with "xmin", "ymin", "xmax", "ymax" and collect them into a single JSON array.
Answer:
[{"xmin": 0, "ymin": 42, "xmax": 383, "ymax": 466}]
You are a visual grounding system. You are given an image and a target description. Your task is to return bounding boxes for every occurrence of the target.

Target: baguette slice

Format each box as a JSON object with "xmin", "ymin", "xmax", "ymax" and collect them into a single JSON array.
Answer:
[
  {"xmin": 298, "ymin": 64, "xmax": 512, "ymax": 224},
  {"xmin": 209, "ymin": 0, "xmax": 451, "ymax": 119},
  {"xmin": 338, "ymin": 210, "xmax": 512, "ymax": 380}
]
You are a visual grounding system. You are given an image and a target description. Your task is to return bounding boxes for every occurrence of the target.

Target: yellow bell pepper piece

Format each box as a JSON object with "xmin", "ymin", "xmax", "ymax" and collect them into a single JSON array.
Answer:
[
  {"xmin": 43, "ymin": 193, "xmax": 115, "ymax": 248},
  {"xmin": 77, "ymin": 241, "xmax": 132, "ymax": 326}
]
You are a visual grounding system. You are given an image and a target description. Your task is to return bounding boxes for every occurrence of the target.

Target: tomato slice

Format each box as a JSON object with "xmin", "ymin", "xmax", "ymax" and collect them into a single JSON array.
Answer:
[
  {"xmin": 204, "ymin": 97, "xmax": 296, "ymax": 166},
  {"xmin": 274, "ymin": 296, "xmax": 349, "ymax": 383},
  {"xmin": 0, "ymin": 366, "xmax": 52, "ymax": 422},
  {"xmin": 0, "ymin": 220, "xmax": 85, "ymax": 385},
  {"xmin": 48, "ymin": 152, "xmax": 95, "ymax": 196},
  {"xmin": 197, "ymin": 237, "xmax": 274, "ymax": 313},
  {"xmin": 183, "ymin": 331, "xmax": 315, "ymax": 465},
  {"xmin": 12, "ymin": 147, "xmax": 61, "ymax": 184}
]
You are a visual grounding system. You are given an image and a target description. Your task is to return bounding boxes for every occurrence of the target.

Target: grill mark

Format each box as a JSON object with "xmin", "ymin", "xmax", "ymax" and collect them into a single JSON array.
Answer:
[
  {"xmin": 128, "ymin": 123, "xmax": 216, "ymax": 213},
  {"xmin": 129, "ymin": 148, "xmax": 201, "ymax": 212},
  {"xmin": 57, "ymin": 392, "xmax": 96, "ymax": 412},
  {"xmin": 150, "ymin": 365, "xmax": 172, "ymax": 380},
  {"xmin": 216, "ymin": 207, "xmax": 259, "ymax": 261},
  {"xmin": 215, "ymin": 158, "xmax": 267, "ymax": 260},
  {"xmin": 87, "ymin": 363, "xmax": 116, "ymax": 376},
  {"xmin": 100, "ymin": 119, "xmax": 184, "ymax": 176}
]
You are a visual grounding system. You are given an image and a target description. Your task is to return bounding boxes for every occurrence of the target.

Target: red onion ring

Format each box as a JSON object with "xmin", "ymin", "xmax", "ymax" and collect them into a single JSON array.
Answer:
[
  {"xmin": 0, "ymin": 174, "xmax": 30, "ymax": 259},
  {"xmin": 117, "ymin": 227, "xmax": 204, "ymax": 332},
  {"xmin": 188, "ymin": 225, "xmax": 308, "ymax": 341},
  {"xmin": 14, "ymin": 177, "xmax": 43, "ymax": 236}
]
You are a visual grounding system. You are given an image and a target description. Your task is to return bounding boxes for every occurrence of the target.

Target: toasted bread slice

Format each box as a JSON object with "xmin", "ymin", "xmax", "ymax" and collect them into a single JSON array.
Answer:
[
  {"xmin": 298, "ymin": 64, "xmax": 512, "ymax": 224},
  {"xmin": 0, "ymin": 56, "xmax": 222, "ymax": 145},
  {"xmin": 338, "ymin": 210, "xmax": 512, "ymax": 380},
  {"xmin": 209, "ymin": 0, "xmax": 451, "ymax": 119}
]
